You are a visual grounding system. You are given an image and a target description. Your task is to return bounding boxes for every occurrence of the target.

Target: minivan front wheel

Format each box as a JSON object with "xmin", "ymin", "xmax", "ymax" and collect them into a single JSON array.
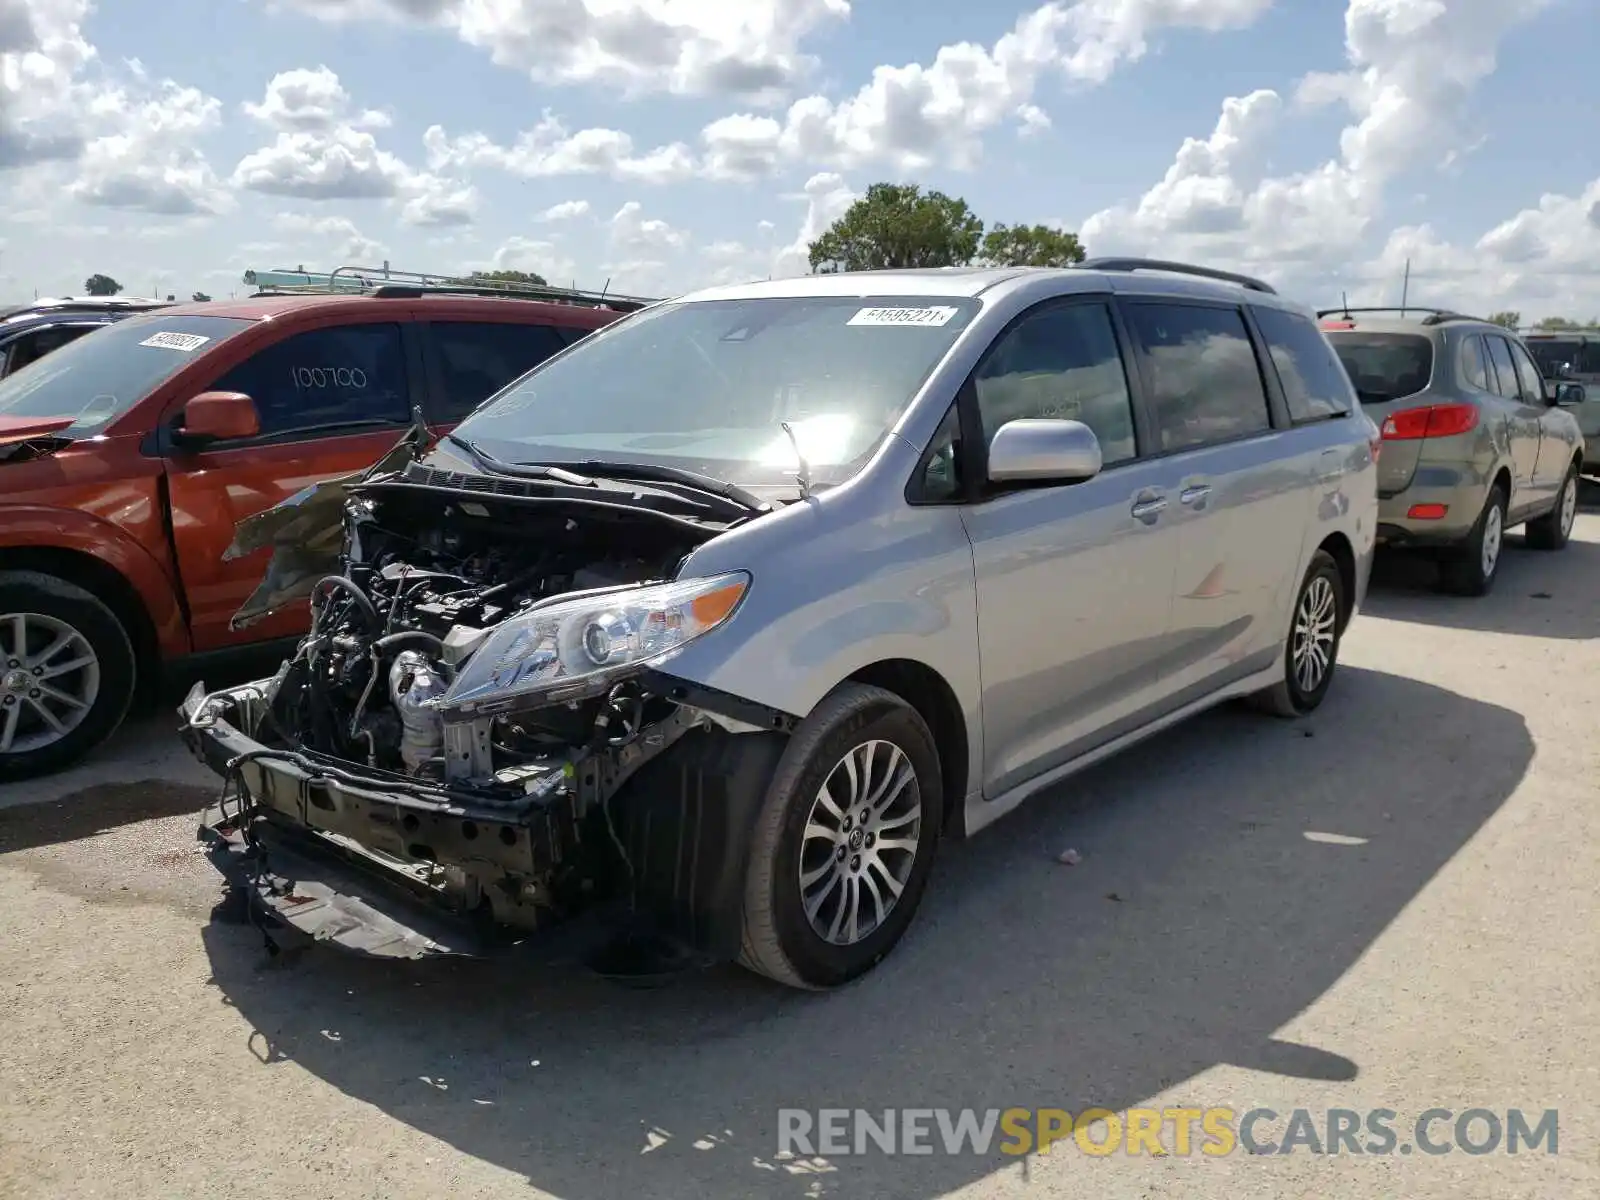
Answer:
[
  {"xmin": 1251, "ymin": 549, "xmax": 1347, "ymax": 718},
  {"xmin": 1438, "ymin": 483, "xmax": 1507, "ymax": 596},
  {"xmin": 739, "ymin": 683, "xmax": 942, "ymax": 990},
  {"xmin": 0, "ymin": 571, "xmax": 137, "ymax": 781}
]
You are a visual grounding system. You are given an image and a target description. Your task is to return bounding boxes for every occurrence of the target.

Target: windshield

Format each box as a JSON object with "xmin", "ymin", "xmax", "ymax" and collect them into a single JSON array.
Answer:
[
  {"xmin": 451, "ymin": 295, "xmax": 981, "ymax": 488},
  {"xmin": 0, "ymin": 313, "xmax": 252, "ymax": 434},
  {"xmin": 1524, "ymin": 337, "xmax": 1599, "ymax": 379},
  {"xmin": 1326, "ymin": 333, "xmax": 1434, "ymax": 404}
]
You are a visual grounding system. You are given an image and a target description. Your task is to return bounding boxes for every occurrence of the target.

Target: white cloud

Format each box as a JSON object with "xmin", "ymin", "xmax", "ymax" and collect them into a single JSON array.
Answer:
[
  {"xmin": 423, "ymin": 112, "xmax": 695, "ymax": 185},
  {"xmin": 695, "ymin": 0, "xmax": 1273, "ymax": 178},
  {"xmin": 0, "ymin": 0, "xmax": 94, "ymax": 169},
  {"xmin": 273, "ymin": 212, "xmax": 386, "ymax": 261},
  {"xmin": 242, "ymin": 65, "xmax": 390, "ymax": 131},
  {"xmin": 609, "ymin": 200, "xmax": 688, "ymax": 253},
  {"xmin": 487, "ymin": 235, "xmax": 578, "ymax": 285},
  {"xmin": 538, "ymin": 199, "xmax": 591, "ymax": 221},
  {"xmin": 773, "ymin": 171, "xmax": 855, "ymax": 276},
  {"xmin": 1080, "ymin": 0, "xmax": 1556, "ymax": 286},
  {"xmin": 398, "ymin": 174, "xmax": 478, "ymax": 226},
  {"xmin": 68, "ymin": 79, "xmax": 233, "ymax": 215},
  {"xmin": 232, "ymin": 124, "xmax": 413, "ymax": 199},
  {"xmin": 277, "ymin": 0, "xmax": 852, "ymax": 100}
]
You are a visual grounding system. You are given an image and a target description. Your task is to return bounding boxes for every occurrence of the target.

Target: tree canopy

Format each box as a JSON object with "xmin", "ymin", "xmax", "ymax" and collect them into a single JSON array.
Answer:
[
  {"xmin": 1486, "ymin": 311, "xmax": 1521, "ymax": 330},
  {"xmin": 83, "ymin": 274, "xmax": 121, "ymax": 296},
  {"xmin": 807, "ymin": 183, "xmax": 986, "ymax": 273},
  {"xmin": 469, "ymin": 268, "xmax": 549, "ymax": 287},
  {"xmin": 192, "ymin": 292, "xmax": 212, "ymax": 302},
  {"xmin": 1532, "ymin": 316, "xmax": 1600, "ymax": 331},
  {"xmin": 979, "ymin": 223, "xmax": 1086, "ymax": 268}
]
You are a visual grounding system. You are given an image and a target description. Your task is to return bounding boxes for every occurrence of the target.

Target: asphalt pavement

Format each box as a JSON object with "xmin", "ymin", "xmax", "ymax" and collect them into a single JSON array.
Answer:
[{"xmin": 1, "ymin": 512, "xmax": 1597, "ymax": 1200}]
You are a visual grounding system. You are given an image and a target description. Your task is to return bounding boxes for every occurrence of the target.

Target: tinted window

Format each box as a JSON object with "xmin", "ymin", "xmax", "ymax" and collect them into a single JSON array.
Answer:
[
  {"xmin": 430, "ymin": 321, "xmax": 567, "ymax": 422},
  {"xmin": 1458, "ymin": 335, "xmax": 1490, "ymax": 391},
  {"xmin": 0, "ymin": 313, "xmax": 252, "ymax": 432},
  {"xmin": 1524, "ymin": 338, "xmax": 1584, "ymax": 378},
  {"xmin": 1507, "ymin": 340, "xmax": 1546, "ymax": 402},
  {"xmin": 973, "ymin": 302, "xmax": 1137, "ymax": 464},
  {"xmin": 211, "ymin": 323, "xmax": 409, "ymax": 439},
  {"xmin": 4, "ymin": 324, "xmax": 101, "ymax": 376},
  {"xmin": 1252, "ymin": 306, "xmax": 1353, "ymax": 422},
  {"xmin": 1483, "ymin": 335, "xmax": 1517, "ymax": 397},
  {"xmin": 1124, "ymin": 303, "xmax": 1269, "ymax": 452},
  {"xmin": 1326, "ymin": 333, "xmax": 1433, "ymax": 404}
]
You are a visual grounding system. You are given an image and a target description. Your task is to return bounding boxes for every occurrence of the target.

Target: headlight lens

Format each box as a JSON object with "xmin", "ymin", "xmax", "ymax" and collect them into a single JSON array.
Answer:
[{"xmin": 434, "ymin": 571, "xmax": 749, "ymax": 714}]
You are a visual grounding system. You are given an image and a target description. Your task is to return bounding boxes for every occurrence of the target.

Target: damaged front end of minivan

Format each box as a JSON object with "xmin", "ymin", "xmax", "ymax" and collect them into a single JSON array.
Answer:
[{"xmin": 182, "ymin": 436, "xmax": 795, "ymax": 968}]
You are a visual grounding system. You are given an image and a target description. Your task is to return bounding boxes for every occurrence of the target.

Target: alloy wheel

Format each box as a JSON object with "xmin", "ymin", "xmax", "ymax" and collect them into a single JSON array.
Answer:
[
  {"xmin": 0, "ymin": 612, "xmax": 101, "ymax": 755},
  {"xmin": 1292, "ymin": 575, "xmax": 1337, "ymax": 695},
  {"xmin": 1481, "ymin": 501, "xmax": 1504, "ymax": 579},
  {"xmin": 1560, "ymin": 474, "xmax": 1578, "ymax": 539},
  {"xmin": 798, "ymin": 739, "xmax": 923, "ymax": 946}
]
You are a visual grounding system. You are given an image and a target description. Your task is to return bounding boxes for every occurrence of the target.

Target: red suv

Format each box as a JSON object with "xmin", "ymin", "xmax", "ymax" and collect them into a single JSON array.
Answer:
[{"xmin": 0, "ymin": 278, "xmax": 648, "ymax": 778}]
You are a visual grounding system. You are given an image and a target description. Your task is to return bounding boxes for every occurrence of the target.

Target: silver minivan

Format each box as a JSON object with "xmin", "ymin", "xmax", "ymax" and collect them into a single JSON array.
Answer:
[{"xmin": 182, "ymin": 258, "xmax": 1378, "ymax": 989}]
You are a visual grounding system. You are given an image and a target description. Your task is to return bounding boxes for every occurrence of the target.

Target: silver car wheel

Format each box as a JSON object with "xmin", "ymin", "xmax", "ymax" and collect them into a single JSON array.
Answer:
[
  {"xmin": 1481, "ymin": 501, "xmax": 1504, "ymax": 578},
  {"xmin": 1560, "ymin": 474, "xmax": 1578, "ymax": 539},
  {"xmin": 1292, "ymin": 575, "xmax": 1337, "ymax": 694},
  {"xmin": 0, "ymin": 612, "xmax": 101, "ymax": 755},
  {"xmin": 798, "ymin": 738, "xmax": 922, "ymax": 947}
]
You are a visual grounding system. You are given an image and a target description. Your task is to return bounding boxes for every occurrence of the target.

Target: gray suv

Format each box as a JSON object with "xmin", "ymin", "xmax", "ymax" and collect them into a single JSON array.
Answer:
[
  {"xmin": 1319, "ymin": 308, "xmax": 1585, "ymax": 596},
  {"xmin": 181, "ymin": 258, "xmax": 1378, "ymax": 989}
]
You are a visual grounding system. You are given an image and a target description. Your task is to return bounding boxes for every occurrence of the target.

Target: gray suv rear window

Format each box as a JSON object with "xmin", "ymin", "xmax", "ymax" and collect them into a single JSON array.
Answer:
[{"xmin": 1326, "ymin": 333, "xmax": 1433, "ymax": 404}]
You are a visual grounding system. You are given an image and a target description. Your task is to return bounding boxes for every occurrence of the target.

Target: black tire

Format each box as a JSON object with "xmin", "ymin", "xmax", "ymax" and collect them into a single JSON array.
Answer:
[
  {"xmin": 0, "ymin": 571, "xmax": 137, "ymax": 782},
  {"xmin": 1250, "ymin": 549, "xmax": 1347, "ymax": 718},
  {"xmin": 1524, "ymin": 461, "xmax": 1578, "ymax": 551},
  {"xmin": 1437, "ymin": 483, "xmax": 1508, "ymax": 597},
  {"xmin": 738, "ymin": 683, "xmax": 943, "ymax": 990}
]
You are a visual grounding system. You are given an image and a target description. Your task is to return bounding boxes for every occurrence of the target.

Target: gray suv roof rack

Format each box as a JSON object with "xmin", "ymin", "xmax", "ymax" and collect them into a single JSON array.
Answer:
[
  {"xmin": 1079, "ymin": 256, "xmax": 1277, "ymax": 295},
  {"xmin": 1315, "ymin": 305, "xmax": 1484, "ymax": 327}
]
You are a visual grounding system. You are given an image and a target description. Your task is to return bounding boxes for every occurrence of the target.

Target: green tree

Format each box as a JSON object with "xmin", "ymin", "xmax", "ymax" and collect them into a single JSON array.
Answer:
[
  {"xmin": 83, "ymin": 273, "xmax": 121, "ymax": 296},
  {"xmin": 242, "ymin": 270, "xmax": 257, "ymax": 286},
  {"xmin": 469, "ymin": 268, "xmax": 548, "ymax": 287},
  {"xmin": 1534, "ymin": 316, "xmax": 1583, "ymax": 331},
  {"xmin": 807, "ymin": 182, "xmax": 984, "ymax": 273},
  {"xmin": 979, "ymin": 223, "xmax": 1086, "ymax": 268},
  {"xmin": 191, "ymin": 292, "xmax": 212, "ymax": 302},
  {"xmin": 1486, "ymin": 310, "xmax": 1521, "ymax": 330}
]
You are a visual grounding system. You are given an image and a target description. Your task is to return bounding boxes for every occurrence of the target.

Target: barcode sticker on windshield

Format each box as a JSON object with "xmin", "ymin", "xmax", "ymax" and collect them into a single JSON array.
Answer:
[
  {"xmin": 139, "ymin": 331, "xmax": 210, "ymax": 352},
  {"xmin": 848, "ymin": 305, "xmax": 959, "ymax": 328}
]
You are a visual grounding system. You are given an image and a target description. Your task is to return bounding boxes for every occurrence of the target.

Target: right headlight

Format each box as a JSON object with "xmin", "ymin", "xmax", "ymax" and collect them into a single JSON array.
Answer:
[{"xmin": 434, "ymin": 571, "xmax": 750, "ymax": 715}]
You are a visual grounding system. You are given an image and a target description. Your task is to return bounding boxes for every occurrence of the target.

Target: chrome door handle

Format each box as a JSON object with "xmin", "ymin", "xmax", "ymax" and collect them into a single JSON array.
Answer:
[
  {"xmin": 1131, "ymin": 495, "xmax": 1168, "ymax": 522},
  {"xmin": 1180, "ymin": 485, "xmax": 1211, "ymax": 506}
]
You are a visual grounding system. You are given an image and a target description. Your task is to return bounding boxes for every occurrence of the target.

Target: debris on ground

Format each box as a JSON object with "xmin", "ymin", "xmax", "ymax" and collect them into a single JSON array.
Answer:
[{"xmin": 1056, "ymin": 848, "xmax": 1081, "ymax": 866}]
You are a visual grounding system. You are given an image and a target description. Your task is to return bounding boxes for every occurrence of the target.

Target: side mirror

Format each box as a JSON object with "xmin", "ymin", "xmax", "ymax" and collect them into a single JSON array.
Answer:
[
  {"xmin": 176, "ymin": 391, "xmax": 259, "ymax": 444},
  {"xmin": 1553, "ymin": 382, "xmax": 1587, "ymax": 407},
  {"xmin": 986, "ymin": 418, "xmax": 1102, "ymax": 485}
]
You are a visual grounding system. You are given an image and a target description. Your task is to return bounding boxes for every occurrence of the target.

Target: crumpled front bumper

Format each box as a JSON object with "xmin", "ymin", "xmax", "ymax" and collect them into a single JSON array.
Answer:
[{"xmin": 179, "ymin": 681, "xmax": 598, "ymax": 961}]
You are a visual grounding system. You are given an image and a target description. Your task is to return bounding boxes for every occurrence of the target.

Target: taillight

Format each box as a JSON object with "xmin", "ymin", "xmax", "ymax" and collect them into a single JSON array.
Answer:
[
  {"xmin": 1379, "ymin": 402, "xmax": 1478, "ymax": 440},
  {"xmin": 1321, "ymin": 320, "xmax": 1356, "ymax": 330}
]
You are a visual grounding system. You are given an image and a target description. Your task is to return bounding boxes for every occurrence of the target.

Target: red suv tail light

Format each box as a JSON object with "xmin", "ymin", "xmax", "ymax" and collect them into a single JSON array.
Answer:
[{"xmin": 1379, "ymin": 402, "xmax": 1478, "ymax": 440}]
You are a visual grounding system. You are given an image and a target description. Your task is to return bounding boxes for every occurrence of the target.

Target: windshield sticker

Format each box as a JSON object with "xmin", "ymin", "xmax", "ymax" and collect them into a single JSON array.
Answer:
[
  {"xmin": 139, "ymin": 331, "xmax": 211, "ymax": 352},
  {"xmin": 847, "ymin": 305, "xmax": 959, "ymax": 328}
]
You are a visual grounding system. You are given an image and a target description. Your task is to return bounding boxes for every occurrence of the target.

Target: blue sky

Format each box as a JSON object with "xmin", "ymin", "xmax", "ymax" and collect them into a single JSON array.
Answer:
[{"xmin": 3, "ymin": 0, "xmax": 1598, "ymax": 319}]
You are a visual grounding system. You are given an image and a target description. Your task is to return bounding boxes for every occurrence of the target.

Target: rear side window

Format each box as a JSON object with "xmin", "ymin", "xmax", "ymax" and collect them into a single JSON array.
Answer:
[
  {"xmin": 1507, "ymin": 340, "xmax": 1547, "ymax": 403},
  {"xmin": 428, "ymin": 322, "xmax": 568, "ymax": 422},
  {"xmin": 1326, "ymin": 333, "xmax": 1433, "ymax": 404},
  {"xmin": 210, "ymin": 323, "xmax": 410, "ymax": 439},
  {"xmin": 1458, "ymin": 335, "xmax": 1490, "ymax": 391},
  {"xmin": 1483, "ymin": 335, "xmax": 1518, "ymax": 398},
  {"xmin": 1251, "ymin": 306, "xmax": 1354, "ymax": 423},
  {"xmin": 1123, "ymin": 302, "xmax": 1270, "ymax": 453}
]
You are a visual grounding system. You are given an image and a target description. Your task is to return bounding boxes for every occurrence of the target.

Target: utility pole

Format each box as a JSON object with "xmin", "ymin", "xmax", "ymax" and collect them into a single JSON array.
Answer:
[{"xmin": 1400, "ymin": 257, "xmax": 1410, "ymax": 315}]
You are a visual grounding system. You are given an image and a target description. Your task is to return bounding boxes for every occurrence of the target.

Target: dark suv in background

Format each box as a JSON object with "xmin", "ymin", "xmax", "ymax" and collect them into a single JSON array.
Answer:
[{"xmin": 0, "ymin": 296, "xmax": 173, "ymax": 379}]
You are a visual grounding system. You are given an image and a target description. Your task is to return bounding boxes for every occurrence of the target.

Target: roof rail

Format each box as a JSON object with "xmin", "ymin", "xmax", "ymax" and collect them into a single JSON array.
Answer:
[
  {"xmin": 1079, "ymin": 256, "xmax": 1277, "ymax": 295},
  {"xmin": 1315, "ymin": 305, "xmax": 1485, "ymax": 326},
  {"xmin": 245, "ymin": 264, "xmax": 661, "ymax": 313}
]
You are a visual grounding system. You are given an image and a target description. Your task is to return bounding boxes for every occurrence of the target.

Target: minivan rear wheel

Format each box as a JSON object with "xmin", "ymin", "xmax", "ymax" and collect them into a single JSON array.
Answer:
[
  {"xmin": 738, "ymin": 683, "xmax": 942, "ymax": 990},
  {"xmin": 1251, "ymin": 549, "xmax": 1346, "ymax": 718},
  {"xmin": 0, "ymin": 571, "xmax": 137, "ymax": 781}
]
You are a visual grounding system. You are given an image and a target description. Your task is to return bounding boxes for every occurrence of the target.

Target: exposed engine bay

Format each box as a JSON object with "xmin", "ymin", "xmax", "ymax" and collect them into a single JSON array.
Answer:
[{"xmin": 183, "ymin": 465, "xmax": 794, "ymax": 962}]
